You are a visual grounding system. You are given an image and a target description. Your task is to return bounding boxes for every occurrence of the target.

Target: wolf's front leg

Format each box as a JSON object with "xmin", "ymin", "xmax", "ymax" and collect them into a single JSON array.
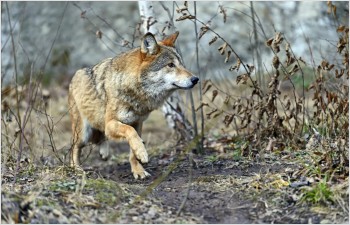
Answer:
[
  {"xmin": 105, "ymin": 120, "xmax": 149, "ymax": 164},
  {"xmin": 129, "ymin": 150, "xmax": 151, "ymax": 179},
  {"xmin": 129, "ymin": 122, "xmax": 151, "ymax": 179}
]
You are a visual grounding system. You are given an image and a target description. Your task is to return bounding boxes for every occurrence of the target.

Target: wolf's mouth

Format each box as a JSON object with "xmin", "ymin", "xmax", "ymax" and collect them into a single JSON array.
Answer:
[{"xmin": 172, "ymin": 83, "xmax": 194, "ymax": 90}]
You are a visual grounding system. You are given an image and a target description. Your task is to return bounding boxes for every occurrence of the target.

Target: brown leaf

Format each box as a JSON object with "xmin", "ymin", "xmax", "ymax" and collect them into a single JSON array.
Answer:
[
  {"xmin": 327, "ymin": 1, "xmax": 332, "ymax": 14},
  {"xmin": 285, "ymin": 42, "xmax": 290, "ymax": 51},
  {"xmin": 308, "ymin": 83, "xmax": 315, "ymax": 91},
  {"xmin": 321, "ymin": 60, "xmax": 329, "ymax": 69},
  {"xmin": 274, "ymin": 32, "xmax": 284, "ymax": 44},
  {"xmin": 176, "ymin": 15, "xmax": 195, "ymax": 21},
  {"xmin": 81, "ymin": 10, "xmax": 87, "ymax": 18},
  {"xmin": 229, "ymin": 59, "xmax": 241, "ymax": 72},
  {"xmin": 327, "ymin": 64, "xmax": 335, "ymax": 71},
  {"xmin": 335, "ymin": 69, "xmax": 344, "ymax": 78},
  {"xmin": 203, "ymin": 84, "xmax": 212, "ymax": 95},
  {"xmin": 211, "ymin": 90, "xmax": 218, "ymax": 102},
  {"xmin": 224, "ymin": 95, "xmax": 230, "ymax": 104},
  {"xmin": 332, "ymin": 5, "xmax": 337, "ymax": 16},
  {"xmin": 288, "ymin": 64, "xmax": 299, "ymax": 75},
  {"xmin": 202, "ymin": 79, "xmax": 210, "ymax": 91},
  {"xmin": 223, "ymin": 114, "xmax": 234, "ymax": 127},
  {"xmin": 247, "ymin": 64, "xmax": 255, "ymax": 73},
  {"xmin": 266, "ymin": 38, "xmax": 274, "ymax": 47},
  {"xmin": 273, "ymin": 43, "xmax": 280, "ymax": 53},
  {"xmin": 236, "ymin": 73, "xmax": 249, "ymax": 85},
  {"xmin": 96, "ymin": 30, "xmax": 102, "ymax": 39},
  {"xmin": 273, "ymin": 55, "xmax": 280, "ymax": 69},
  {"xmin": 121, "ymin": 39, "xmax": 129, "ymax": 47},
  {"xmin": 213, "ymin": 111, "xmax": 223, "ymax": 118},
  {"xmin": 209, "ymin": 36, "xmax": 218, "ymax": 45},
  {"xmin": 313, "ymin": 151, "xmax": 323, "ymax": 156},
  {"xmin": 225, "ymin": 51, "xmax": 231, "ymax": 63},
  {"xmin": 285, "ymin": 99, "xmax": 291, "ymax": 110},
  {"xmin": 337, "ymin": 25, "xmax": 346, "ymax": 32},
  {"xmin": 219, "ymin": 5, "xmax": 227, "ymax": 23},
  {"xmin": 199, "ymin": 26, "xmax": 209, "ymax": 39},
  {"xmin": 218, "ymin": 42, "xmax": 227, "ymax": 55}
]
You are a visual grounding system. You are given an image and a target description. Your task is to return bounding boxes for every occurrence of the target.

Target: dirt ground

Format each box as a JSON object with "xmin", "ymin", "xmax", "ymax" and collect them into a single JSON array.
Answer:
[
  {"xmin": 1, "ymin": 87, "xmax": 349, "ymax": 224},
  {"xmin": 2, "ymin": 137, "xmax": 348, "ymax": 224}
]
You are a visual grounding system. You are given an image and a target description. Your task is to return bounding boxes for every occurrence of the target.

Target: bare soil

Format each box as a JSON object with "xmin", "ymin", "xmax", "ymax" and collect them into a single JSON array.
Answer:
[{"xmin": 2, "ymin": 139, "xmax": 348, "ymax": 223}]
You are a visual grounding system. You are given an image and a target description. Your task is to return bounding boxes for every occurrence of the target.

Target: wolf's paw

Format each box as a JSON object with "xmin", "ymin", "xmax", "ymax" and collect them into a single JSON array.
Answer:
[
  {"xmin": 130, "ymin": 138, "xmax": 149, "ymax": 163},
  {"xmin": 135, "ymin": 148, "xmax": 149, "ymax": 163},
  {"xmin": 99, "ymin": 142, "xmax": 110, "ymax": 161},
  {"xmin": 133, "ymin": 169, "xmax": 151, "ymax": 180}
]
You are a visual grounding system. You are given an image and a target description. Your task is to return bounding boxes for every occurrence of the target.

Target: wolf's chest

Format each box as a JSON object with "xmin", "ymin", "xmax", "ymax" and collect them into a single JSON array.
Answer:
[{"xmin": 116, "ymin": 107, "xmax": 149, "ymax": 125}]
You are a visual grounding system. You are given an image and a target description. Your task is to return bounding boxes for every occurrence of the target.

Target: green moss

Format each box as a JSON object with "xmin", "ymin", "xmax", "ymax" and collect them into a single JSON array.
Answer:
[{"xmin": 85, "ymin": 179, "xmax": 124, "ymax": 207}]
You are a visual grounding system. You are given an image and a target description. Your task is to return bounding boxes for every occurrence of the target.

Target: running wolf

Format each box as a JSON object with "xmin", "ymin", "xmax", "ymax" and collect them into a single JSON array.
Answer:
[{"xmin": 68, "ymin": 32, "xmax": 199, "ymax": 179}]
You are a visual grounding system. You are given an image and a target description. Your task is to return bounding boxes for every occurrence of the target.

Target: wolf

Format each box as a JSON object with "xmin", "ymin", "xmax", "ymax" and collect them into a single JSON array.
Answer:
[{"xmin": 68, "ymin": 31, "xmax": 199, "ymax": 179}]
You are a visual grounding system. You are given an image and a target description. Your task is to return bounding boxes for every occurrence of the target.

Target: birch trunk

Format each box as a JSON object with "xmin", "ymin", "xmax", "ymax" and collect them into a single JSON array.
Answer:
[{"xmin": 138, "ymin": 1, "xmax": 194, "ymax": 141}]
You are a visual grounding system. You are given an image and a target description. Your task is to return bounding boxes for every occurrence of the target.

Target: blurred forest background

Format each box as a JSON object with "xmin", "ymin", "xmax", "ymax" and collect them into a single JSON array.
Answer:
[
  {"xmin": 1, "ymin": 1, "xmax": 348, "ymax": 84},
  {"xmin": 1, "ymin": 1, "xmax": 349, "ymax": 224}
]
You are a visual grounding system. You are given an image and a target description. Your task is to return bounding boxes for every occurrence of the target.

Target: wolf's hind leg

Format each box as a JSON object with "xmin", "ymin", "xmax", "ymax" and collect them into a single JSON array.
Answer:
[
  {"xmin": 69, "ymin": 97, "xmax": 83, "ymax": 168},
  {"xmin": 99, "ymin": 141, "xmax": 110, "ymax": 160},
  {"xmin": 70, "ymin": 145, "xmax": 81, "ymax": 167}
]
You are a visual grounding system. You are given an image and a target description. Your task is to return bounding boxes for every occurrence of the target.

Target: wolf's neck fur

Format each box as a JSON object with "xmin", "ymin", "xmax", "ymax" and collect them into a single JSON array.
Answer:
[{"xmin": 89, "ymin": 48, "xmax": 173, "ymax": 115}]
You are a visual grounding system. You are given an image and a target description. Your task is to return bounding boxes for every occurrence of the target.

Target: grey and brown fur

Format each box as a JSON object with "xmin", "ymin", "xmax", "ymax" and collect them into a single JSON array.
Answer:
[{"xmin": 68, "ymin": 32, "xmax": 199, "ymax": 179}]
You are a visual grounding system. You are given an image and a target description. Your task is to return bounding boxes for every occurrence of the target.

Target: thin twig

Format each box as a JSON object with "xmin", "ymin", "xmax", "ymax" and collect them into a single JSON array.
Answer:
[
  {"xmin": 193, "ymin": 1, "xmax": 205, "ymax": 153},
  {"xmin": 176, "ymin": 151, "xmax": 193, "ymax": 216}
]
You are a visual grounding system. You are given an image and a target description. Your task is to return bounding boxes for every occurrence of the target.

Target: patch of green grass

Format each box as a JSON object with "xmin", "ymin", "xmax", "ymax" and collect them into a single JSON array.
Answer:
[
  {"xmin": 232, "ymin": 149, "xmax": 242, "ymax": 161},
  {"xmin": 35, "ymin": 197, "xmax": 58, "ymax": 208},
  {"xmin": 204, "ymin": 155, "xmax": 218, "ymax": 163},
  {"xmin": 48, "ymin": 180, "xmax": 77, "ymax": 192},
  {"xmin": 301, "ymin": 180, "xmax": 334, "ymax": 205}
]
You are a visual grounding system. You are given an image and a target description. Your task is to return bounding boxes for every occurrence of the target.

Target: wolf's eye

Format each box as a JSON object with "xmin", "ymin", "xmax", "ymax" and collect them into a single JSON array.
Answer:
[{"xmin": 168, "ymin": 63, "xmax": 175, "ymax": 68}]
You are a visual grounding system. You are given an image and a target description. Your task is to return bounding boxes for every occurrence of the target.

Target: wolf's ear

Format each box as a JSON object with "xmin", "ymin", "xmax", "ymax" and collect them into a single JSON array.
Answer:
[
  {"xmin": 141, "ymin": 33, "xmax": 160, "ymax": 55},
  {"xmin": 160, "ymin": 31, "xmax": 179, "ymax": 47}
]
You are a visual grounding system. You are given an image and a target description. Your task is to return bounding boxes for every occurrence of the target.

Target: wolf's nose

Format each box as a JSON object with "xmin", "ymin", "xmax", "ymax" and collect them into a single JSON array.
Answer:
[{"xmin": 191, "ymin": 76, "xmax": 199, "ymax": 85}]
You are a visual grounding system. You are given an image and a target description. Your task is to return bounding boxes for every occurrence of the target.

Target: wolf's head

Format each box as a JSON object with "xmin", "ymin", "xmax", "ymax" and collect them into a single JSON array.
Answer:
[{"xmin": 140, "ymin": 32, "xmax": 199, "ymax": 92}]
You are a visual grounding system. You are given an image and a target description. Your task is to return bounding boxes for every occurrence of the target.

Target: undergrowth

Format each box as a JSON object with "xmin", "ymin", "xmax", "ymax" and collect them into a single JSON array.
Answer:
[{"xmin": 175, "ymin": 0, "xmax": 348, "ymax": 209}]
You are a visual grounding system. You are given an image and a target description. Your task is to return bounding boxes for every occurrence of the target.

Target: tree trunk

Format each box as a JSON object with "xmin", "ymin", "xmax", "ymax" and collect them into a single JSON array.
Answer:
[{"xmin": 138, "ymin": 1, "xmax": 194, "ymax": 142}]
